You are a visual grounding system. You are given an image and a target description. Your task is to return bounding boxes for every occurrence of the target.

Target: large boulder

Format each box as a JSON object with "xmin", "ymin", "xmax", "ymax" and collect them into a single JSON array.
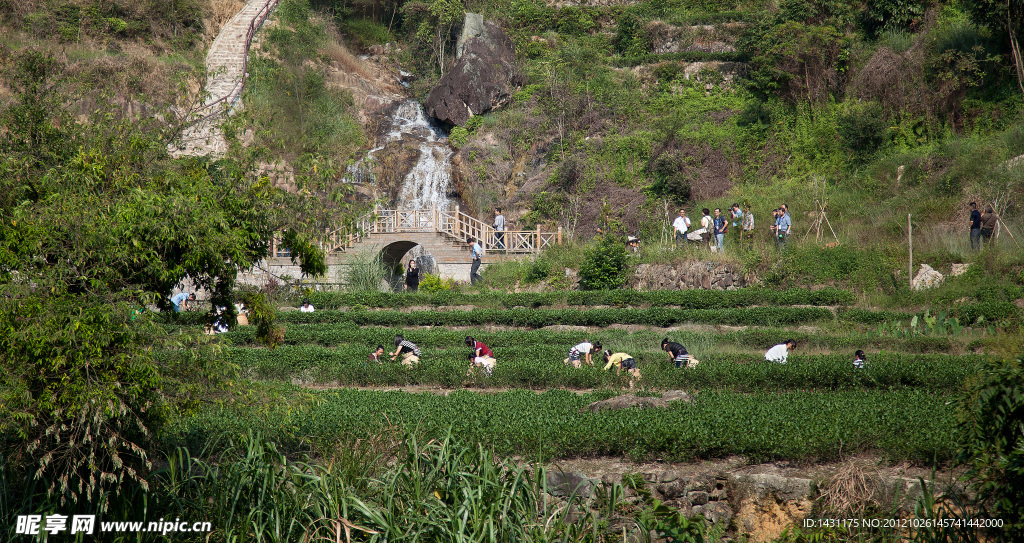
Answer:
[{"xmin": 424, "ymin": 14, "xmax": 523, "ymax": 126}]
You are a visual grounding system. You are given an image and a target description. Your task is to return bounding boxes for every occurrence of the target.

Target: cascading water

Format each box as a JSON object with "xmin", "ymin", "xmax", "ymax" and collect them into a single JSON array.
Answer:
[{"xmin": 347, "ymin": 99, "xmax": 457, "ymax": 276}]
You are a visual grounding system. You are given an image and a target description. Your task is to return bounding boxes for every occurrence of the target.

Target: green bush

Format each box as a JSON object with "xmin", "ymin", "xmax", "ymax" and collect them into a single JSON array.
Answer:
[
  {"xmin": 958, "ymin": 355, "xmax": 1024, "ymax": 538},
  {"xmin": 419, "ymin": 273, "xmax": 457, "ymax": 293},
  {"xmin": 579, "ymin": 236, "xmax": 629, "ymax": 290},
  {"xmin": 449, "ymin": 126, "xmax": 469, "ymax": 147}
]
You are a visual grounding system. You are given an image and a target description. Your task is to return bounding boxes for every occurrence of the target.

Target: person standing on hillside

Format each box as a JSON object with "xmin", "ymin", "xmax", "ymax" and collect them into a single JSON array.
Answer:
[
  {"xmin": 969, "ymin": 202, "xmax": 982, "ymax": 251},
  {"xmin": 661, "ymin": 338, "xmax": 690, "ymax": 368},
  {"xmin": 699, "ymin": 208, "xmax": 713, "ymax": 249},
  {"xmin": 742, "ymin": 203, "xmax": 755, "ymax": 251},
  {"xmin": 405, "ymin": 259, "xmax": 420, "ymax": 292},
  {"xmin": 777, "ymin": 205, "xmax": 792, "ymax": 251},
  {"xmin": 493, "ymin": 207, "xmax": 506, "ymax": 251},
  {"xmin": 672, "ymin": 209, "xmax": 690, "ymax": 248},
  {"xmin": 713, "ymin": 208, "xmax": 727, "ymax": 252},
  {"xmin": 469, "ymin": 237, "xmax": 483, "ymax": 285},
  {"xmin": 730, "ymin": 204, "xmax": 744, "ymax": 246},
  {"xmin": 980, "ymin": 205, "xmax": 998, "ymax": 247}
]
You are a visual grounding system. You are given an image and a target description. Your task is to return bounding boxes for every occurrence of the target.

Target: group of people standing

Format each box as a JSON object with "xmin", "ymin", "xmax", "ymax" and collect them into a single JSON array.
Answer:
[
  {"xmin": 673, "ymin": 203, "xmax": 771, "ymax": 252},
  {"xmin": 968, "ymin": 202, "xmax": 1000, "ymax": 250}
]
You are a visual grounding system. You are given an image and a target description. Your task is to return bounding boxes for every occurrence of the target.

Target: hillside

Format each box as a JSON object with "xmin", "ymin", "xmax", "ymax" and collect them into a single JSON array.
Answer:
[{"xmin": 3, "ymin": 0, "xmax": 1024, "ymax": 541}]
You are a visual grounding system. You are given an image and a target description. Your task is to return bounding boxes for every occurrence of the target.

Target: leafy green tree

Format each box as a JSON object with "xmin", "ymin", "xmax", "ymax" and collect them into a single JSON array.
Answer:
[
  {"xmin": 963, "ymin": 0, "xmax": 1024, "ymax": 95},
  {"xmin": 0, "ymin": 49, "xmax": 329, "ymax": 507},
  {"xmin": 743, "ymin": 21, "xmax": 846, "ymax": 104},
  {"xmin": 578, "ymin": 235, "xmax": 629, "ymax": 290}
]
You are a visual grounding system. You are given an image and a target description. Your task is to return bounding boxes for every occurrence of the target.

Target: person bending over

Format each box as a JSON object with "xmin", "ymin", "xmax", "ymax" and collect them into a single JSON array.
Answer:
[
  {"xmin": 391, "ymin": 334, "xmax": 421, "ymax": 367},
  {"xmin": 603, "ymin": 350, "xmax": 641, "ymax": 388},
  {"xmin": 661, "ymin": 338, "xmax": 690, "ymax": 368},
  {"xmin": 465, "ymin": 336, "xmax": 495, "ymax": 361},
  {"xmin": 853, "ymin": 350, "xmax": 867, "ymax": 369},
  {"xmin": 565, "ymin": 340, "xmax": 601, "ymax": 367},
  {"xmin": 765, "ymin": 339, "xmax": 796, "ymax": 364},
  {"xmin": 467, "ymin": 353, "xmax": 496, "ymax": 377}
]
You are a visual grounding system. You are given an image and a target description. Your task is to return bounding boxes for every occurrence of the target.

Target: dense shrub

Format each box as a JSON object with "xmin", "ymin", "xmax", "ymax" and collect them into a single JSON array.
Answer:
[{"xmin": 578, "ymin": 236, "xmax": 630, "ymax": 290}]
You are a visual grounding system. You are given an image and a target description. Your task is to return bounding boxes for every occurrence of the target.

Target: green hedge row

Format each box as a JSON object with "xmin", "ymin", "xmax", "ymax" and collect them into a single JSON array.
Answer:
[
  {"xmin": 303, "ymin": 287, "xmax": 854, "ymax": 310},
  {"xmin": 166, "ymin": 387, "xmax": 958, "ymax": 464},
  {"xmin": 279, "ymin": 307, "xmax": 836, "ymax": 328},
  {"xmin": 165, "ymin": 321, "xmax": 956, "ymax": 354},
  {"xmin": 202, "ymin": 345, "xmax": 978, "ymax": 392},
  {"xmin": 840, "ymin": 301, "xmax": 1022, "ymax": 325},
  {"xmin": 168, "ymin": 306, "xmax": 836, "ymax": 328}
]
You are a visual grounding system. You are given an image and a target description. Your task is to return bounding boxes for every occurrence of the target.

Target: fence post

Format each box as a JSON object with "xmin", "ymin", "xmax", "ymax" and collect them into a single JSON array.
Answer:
[
  {"xmin": 433, "ymin": 205, "xmax": 437, "ymax": 232},
  {"xmin": 536, "ymin": 225, "xmax": 541, "ymax": 253},
  {"xmin": 455, "ymin": 205, "xmax": 462, "ymax": 240},
  {"xmin": 557, "ymin": 226, "xmax": 563, "ymax": 245}
]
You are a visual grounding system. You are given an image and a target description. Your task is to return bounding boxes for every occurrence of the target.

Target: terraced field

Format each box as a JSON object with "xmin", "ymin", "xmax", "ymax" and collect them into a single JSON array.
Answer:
[{"xmin": 162, "ymin": 287, "xmax": 994, "ymax": 466}]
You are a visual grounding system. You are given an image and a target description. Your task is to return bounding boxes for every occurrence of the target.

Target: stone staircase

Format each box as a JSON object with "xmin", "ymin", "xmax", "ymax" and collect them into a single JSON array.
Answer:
[{"xmin": 170, "ymin": 0, "xmax": 279, "ymax": 157}]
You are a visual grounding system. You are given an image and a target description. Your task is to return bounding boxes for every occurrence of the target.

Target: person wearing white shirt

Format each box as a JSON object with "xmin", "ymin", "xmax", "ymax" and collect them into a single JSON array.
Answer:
[
  {"xmin": 300, "ymin": 299, "xmax": 315, "ymax": 313},
  {"xmin": 672, "ymin": 209, "xmax": 690, "ymax": 248},
  {"xmin": 764, "ymin": 339, "xmax": 796, "ymax": 364}
]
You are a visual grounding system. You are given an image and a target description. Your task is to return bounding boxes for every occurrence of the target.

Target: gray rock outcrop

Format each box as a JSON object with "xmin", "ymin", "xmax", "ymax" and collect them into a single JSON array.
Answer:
[
  {"xmin": 424, "ymin": 14, "xmax": 523, "ymax": 126},
  {"xmin": 629, "ymin": 262, "xmax": 747, "ymax": 291}
]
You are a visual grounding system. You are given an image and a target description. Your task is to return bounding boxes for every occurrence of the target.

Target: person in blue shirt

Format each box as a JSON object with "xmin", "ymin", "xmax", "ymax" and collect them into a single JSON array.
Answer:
[
  {"xmin": 776, "ymin": 205, "xmax": 792, "ymax": 251},
  {"xmin": 470, "ymin": 237, "xmax": 483, "ymax": 285},
  {"xmin": 730, "ymin": 204, "xmax": 744, "ymax": 246},
  {"xmin": 712, "ymin": 208, "xmax": 727, "ymax": 252},
  {"xmin": 170, "ymin": 292, "xmax": 194, "ymax": 312}
]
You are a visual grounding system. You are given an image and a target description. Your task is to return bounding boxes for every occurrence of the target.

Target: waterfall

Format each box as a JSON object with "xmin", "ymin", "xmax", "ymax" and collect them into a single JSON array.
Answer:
[
  {"xmin": 348, "ymin": 100, "xmax": 455, "ymax": 212},
  {"xmin": 348, "ymin": 99, "xmax": 457, "ymax": 277}
]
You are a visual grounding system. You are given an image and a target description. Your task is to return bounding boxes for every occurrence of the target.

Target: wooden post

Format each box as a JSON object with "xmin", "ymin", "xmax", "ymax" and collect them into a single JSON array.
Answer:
[
  {"xmin": 908, "ymin": 213, "xmax": 913, "ymax": 290},
  {"xmin": 557, "ymin": 226, "xmax": 563, "ymax": 244},
  {"xmin": 433, "ymin": 205, "xmax": 437, "ymax": 232},
  {"xmin": 537, "ymin": 225, "xmax": 542, "ymax": 253},
  {"xmin": 455, "ymin": 204, "xmax": 462, "ymax": 240}
]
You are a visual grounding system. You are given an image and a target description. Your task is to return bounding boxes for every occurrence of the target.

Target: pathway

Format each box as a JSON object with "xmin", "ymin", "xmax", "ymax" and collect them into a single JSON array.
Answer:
[{"xmin": 170, "ymin": 0, "xmax": 278, "ymax": 157}]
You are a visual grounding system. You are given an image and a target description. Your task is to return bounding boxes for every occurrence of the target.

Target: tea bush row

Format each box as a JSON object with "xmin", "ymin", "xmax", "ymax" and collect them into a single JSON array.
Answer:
[
  {"xmin": 264, "ymin": 307, "xmax": 836, "ymax": 328},
  {"xmin": 166, "ymin": 387, "xmax": 958, "ymax": 464},
  {"xmin": 167, "ymin": 321, "xmax": 957, "ymax": 353},
  {"xmin": 206, "ymin": 345, "xmax": 979, "ymax": 391},
  {"xmin": 302, "ymin": 287, "xmax": 854, "ymax": 310}
]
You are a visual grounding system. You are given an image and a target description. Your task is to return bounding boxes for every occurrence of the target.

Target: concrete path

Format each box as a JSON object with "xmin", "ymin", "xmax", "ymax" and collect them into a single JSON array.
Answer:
[{"xmin": 170, "ymin": 0, "xmax": 277, "ymax": 157}]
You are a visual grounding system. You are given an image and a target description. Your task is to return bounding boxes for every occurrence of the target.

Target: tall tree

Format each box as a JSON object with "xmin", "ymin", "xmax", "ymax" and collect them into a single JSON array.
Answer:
[{"xmin": 964, "ymin": 0, "xmax": 1024, "ymax": 95}]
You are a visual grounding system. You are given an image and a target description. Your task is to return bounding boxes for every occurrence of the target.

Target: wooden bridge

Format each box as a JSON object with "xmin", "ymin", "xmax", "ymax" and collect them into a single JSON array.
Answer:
[{"xmin": 263, "ymin": 207, "xmax": 563, "ymax": 283}]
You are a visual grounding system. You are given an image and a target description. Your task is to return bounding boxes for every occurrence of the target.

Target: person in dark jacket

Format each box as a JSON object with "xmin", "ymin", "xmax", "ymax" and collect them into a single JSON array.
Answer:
[
  {"xmin": 405, "ymin": 259, "xmax": 420, "ymax": 292},
  {"xmin": 661, "ymin": 338, "xmax": 690, "ymax": 368}
]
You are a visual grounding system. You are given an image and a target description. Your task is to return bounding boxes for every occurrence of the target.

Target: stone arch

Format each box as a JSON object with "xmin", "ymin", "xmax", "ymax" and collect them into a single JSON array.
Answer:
[{"xmin": 379, "ymin": 240, "xmax": 419, "ymax": 273}]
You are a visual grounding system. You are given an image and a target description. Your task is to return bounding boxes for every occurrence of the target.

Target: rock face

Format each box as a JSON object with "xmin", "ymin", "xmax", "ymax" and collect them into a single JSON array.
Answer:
[
  {"xmin": 424, "ymin": 14, "xmax": 523, "ymax": 126},
  {"xmin": 629, "ymin": 262, "xmax": 747, "ymax": 291},
  {"xmin": 580, "ymin": 395, "xmax": 670, "ymax": 412},
  {"xmin": 912, "ymin": 263, "xmax": 944, "ymax": 291}
]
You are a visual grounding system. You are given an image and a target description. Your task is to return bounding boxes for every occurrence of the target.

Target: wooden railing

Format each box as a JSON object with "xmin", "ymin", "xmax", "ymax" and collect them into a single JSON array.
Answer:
[{"xmin": 270, "ymin": 207, "xmax": 562, "ymax": 257}]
